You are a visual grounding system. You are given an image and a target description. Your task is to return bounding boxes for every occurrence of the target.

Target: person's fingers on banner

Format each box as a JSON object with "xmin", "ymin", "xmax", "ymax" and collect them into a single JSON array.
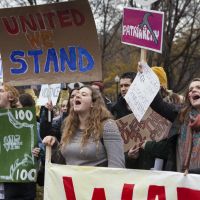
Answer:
[{"xmin": 184, "ymin": 169, "xmax": 189, "ymax": 176}]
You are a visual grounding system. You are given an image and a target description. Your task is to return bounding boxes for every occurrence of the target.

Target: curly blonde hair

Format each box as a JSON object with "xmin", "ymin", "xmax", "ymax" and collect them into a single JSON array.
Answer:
[
  {"xmin": 61, "ymin": 85, "xmax": 112, "ymax": 146},
  {"xmin": 3, "ymin": 83, "xmax": 19, "ymax": 108}
]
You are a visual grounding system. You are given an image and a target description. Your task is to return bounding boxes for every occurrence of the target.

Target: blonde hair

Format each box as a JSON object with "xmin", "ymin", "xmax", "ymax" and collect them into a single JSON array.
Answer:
[
  {"xmin": 3, "ymin": 83, "xmax": 19, "ymax": 108},
  {"xmin": 61, "ymin": 85, "xmax": 112, "ymax": 146}
]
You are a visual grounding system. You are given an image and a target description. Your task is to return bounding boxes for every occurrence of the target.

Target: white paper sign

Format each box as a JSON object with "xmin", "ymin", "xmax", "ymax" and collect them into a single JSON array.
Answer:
[
  {"xmin": 124, "ymin": 62, "xmax": 160, "ymax": 122},
  {"xmin": 134, "ymin": 0, "xmax": 158, "ymax": 6},
  {"xmin": 37, "ymin": 84, "xmax": 61, "ymax": 106}
]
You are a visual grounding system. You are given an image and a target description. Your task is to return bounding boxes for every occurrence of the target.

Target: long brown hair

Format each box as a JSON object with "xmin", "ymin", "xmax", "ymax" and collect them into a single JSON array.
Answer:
[
  {"xmin": 61, "ymin": 85, "xmax": 112, "ymax": 146},
  {"xmin": 179, "ymin": 78, "xmax": 200, "ymax": 123}
]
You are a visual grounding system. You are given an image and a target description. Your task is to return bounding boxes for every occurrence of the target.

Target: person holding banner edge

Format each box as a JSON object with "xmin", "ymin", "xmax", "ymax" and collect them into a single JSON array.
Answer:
[
  {"xmin": 0, "ymin": 84, "xmax": 39, "ymax": 200},
  {"xmin": 0, "ymin": 83, "xmax": 19, "ymax": 200},
  {"xmin": 43, "ymin": 85, "xmax": 125, "ymax": 168}
]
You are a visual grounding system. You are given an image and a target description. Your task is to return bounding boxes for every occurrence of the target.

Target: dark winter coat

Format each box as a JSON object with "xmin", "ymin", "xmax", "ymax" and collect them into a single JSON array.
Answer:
[
  {"xmin": 111, "ymin": 97, "xmax": 132, "ymax": 119},
  {"xmin": 40, "ymin": 106, "xmax": 67, "ymax": 142}
]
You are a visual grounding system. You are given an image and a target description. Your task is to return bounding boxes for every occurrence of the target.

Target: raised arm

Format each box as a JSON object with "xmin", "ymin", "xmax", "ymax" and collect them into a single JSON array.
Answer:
[{"xmin": 150, "ymin": 91, "xmax": 179, "ymax": 122}]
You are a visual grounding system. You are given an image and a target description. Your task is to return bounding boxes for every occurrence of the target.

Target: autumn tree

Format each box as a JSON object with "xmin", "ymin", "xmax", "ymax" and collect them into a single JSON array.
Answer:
[
  {"xmin": 129, "ymin": 0, "xmax": 200, "ymax": 92},
  {"xmin": 3, "ymin": 0, "xmax": 199, "ymax": 94}
]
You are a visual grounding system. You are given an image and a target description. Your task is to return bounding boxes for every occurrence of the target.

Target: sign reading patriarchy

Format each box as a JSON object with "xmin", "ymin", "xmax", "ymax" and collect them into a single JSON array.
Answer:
[
  {"xmin": 0, "ymin": 0, "xmax": 101, "ymax": 86},
  {"xmin": 116, "ymin": 107, "xmax": 172, "ymax": 152},
  {"xmin": 44, "ymin": 162, "xmax": 200, "ymax": 199},
  {"xmin": 0, "ymin": 108, "xmax": 37, "ymax": 182},
  {"xmin": 122, "ymin": 7, "xmax": 164, "ymax": 53}
]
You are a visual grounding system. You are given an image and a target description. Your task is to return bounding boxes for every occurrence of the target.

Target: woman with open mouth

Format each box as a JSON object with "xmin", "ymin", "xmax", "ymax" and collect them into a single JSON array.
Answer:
[
  {"xmin": 43, "ymin": 85, "xmax": 125, "ymax": 168},
  {"xmin": 150, "ymin": 78, "xmax": 200, "ymax": 174}
]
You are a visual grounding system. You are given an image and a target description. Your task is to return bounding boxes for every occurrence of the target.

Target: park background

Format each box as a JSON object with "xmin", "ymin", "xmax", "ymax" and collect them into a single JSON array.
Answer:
[{"xmin": 0, "ymin": 0, "xmax": 199, "ymax": 101}]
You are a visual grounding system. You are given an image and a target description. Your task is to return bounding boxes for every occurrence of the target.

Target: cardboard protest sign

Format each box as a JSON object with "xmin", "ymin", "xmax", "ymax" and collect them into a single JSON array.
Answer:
[
  {"xmin": 122, "ymin": 7, "xmax": 164, "ymax": 53},
  {"xmin": 125, "ymin": 62, "xmax": 160, "ymax": 122},
  {"xmin": 116, "ymin": 107, "xmax": 172, "ymax": 152},
  {"xmin": 37, "ymin": 83, "xmax": 61, "ymax": 106},
  {"xmin": 0, "ymin": 0, "xmax": 101, "ymax": 86},
  {"xmin": 0, "ymin": 107, "xmax": 37, "ymax": 182},
  {"xmin": 44, "ymin": 162, "xmax": 200, "ymax": 199}
]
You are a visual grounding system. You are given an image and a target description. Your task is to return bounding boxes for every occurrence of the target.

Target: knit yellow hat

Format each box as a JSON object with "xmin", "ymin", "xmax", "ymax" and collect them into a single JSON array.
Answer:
[{"xmin": 151, "ymin": 66, "xmax": 168, "ymax": 89}]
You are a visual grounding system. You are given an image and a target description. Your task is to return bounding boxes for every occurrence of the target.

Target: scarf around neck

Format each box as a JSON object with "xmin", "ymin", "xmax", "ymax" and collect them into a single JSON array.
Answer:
[{"xmin": 180, "ymin": 108, "xmax": 200, "ymax": 171}]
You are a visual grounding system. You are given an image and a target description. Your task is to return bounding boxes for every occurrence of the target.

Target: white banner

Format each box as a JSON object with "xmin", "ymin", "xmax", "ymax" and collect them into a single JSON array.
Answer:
[{"xmin": 44, "ymin": 162, "xmax": 200, "ymax": 200}]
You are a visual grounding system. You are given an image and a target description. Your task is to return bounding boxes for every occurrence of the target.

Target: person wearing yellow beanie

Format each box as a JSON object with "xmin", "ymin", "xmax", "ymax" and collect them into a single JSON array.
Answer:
[{"xmin": 151, "ymin": 66, "xmax": 168, "ymax": 89}]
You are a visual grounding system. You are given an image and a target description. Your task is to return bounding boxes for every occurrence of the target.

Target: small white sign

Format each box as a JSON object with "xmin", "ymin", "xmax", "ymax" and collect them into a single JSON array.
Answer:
[
  {"xmin": 37, "ymin": 84, "xmax": 61, "ymax": 106},
  {"xmin": 124, "ymin": 62, "xmax": 160, "ymax": 122},
  {"xmin": 134, "ymin": 0, "xmax": 158, "ymax": 6}
]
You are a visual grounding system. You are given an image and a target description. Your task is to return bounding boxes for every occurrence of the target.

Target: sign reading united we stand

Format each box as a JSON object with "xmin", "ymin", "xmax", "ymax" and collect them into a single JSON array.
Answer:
[{"xmin": 122, "ymin": 7, "xmax": 164, "ymax": 53}]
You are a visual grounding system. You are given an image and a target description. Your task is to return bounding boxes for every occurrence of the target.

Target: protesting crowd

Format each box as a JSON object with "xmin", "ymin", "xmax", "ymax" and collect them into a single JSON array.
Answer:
[
  {"xmin": 1, "ymin": 64, "xmax": 200, "ymax": 199},
  {"xmin": 0, "ymin": 0, "xmax": 200, "ymax": 199}
]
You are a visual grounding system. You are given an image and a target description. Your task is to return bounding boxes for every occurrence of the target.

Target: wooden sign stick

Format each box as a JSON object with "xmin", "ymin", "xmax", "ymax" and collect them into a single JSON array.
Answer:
[
  {"xmin": 140, "ymin": 48, "xmax": 147, "ymax": 63},
  {"xmin": 45, "ymin": 145, "xmax": 52, "ymax": 163},
  {"xmin": 47, "ymin": 84, "xmax": 51, "ymax": 122}
]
